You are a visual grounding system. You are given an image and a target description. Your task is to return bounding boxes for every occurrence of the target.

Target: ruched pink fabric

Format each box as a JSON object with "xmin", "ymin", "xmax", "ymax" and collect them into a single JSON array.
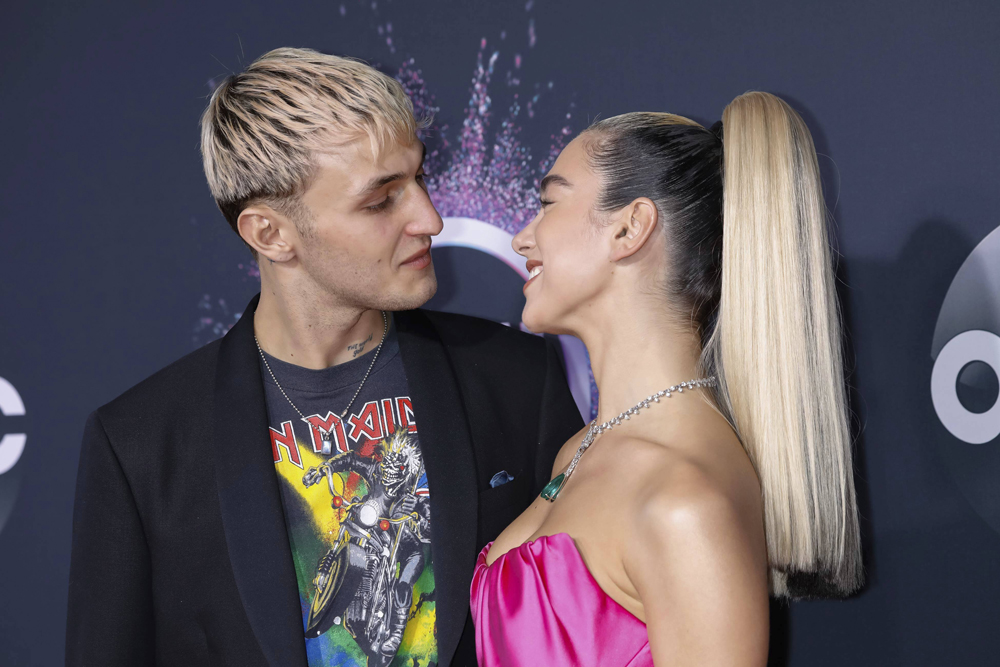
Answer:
[{"xmin": 471, "ymin": 532, "xmax": 652, "ymax": 666}]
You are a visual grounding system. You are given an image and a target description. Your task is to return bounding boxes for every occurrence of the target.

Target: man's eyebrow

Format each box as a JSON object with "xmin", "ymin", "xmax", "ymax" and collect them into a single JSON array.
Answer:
[
  {"xmin": 357, "ymin": 171, "xmax": 407, "ymax": 198},
  {"xmin": 355, "ymin": 142, "xmax": 428, "ymax": 197},
  {"xmin": 539, "ymin": 173, "xmax": 572, "ymax": 196}
]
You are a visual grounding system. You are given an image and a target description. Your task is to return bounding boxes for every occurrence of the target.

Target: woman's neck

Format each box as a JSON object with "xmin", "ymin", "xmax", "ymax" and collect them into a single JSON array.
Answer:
[{"xmin": 578, "ymin": 295, "xmax": 704, "ymax": 425}]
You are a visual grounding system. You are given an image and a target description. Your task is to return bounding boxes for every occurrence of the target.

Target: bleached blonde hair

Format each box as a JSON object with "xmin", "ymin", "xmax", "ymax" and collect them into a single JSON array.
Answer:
[
  {"xmin": 709, "ymin": 92, "xmax": 862, "ymax": 597},
  {"xmin": 586, "ymin": 93, "xmax": 863, "ymax": 598},
  {"xmin": 199, "ymin": 47, "xmax": 423, "ymax": 249}
]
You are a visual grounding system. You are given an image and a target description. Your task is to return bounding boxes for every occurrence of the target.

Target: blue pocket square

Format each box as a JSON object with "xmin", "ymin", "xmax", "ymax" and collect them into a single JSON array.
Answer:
[{"xmin": 490, "ymin": 470, "xmax": 515, "ymax": 488}]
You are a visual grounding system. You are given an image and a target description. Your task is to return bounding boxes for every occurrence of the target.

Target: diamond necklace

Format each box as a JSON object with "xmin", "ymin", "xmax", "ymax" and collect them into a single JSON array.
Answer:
[
  {"xmin": 540, "ymin": 376, "xmax": 717, "ymax": 502},
  {"xmin": 255, "ymin": 311, "xmax": 389, "ymax": 456}
]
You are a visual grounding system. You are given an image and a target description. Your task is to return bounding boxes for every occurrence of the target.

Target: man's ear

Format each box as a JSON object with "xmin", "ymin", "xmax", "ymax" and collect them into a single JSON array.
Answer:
[
  {"xmin": 609, "ymin": 197, "xmax": 658, "ymax": 261},
  {"xmin": 237, "ymin": 205, "xmax": 296, "ymax": 263}
]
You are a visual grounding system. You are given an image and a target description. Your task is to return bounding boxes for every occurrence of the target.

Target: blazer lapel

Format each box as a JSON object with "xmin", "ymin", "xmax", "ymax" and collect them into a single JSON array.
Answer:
[
  {"xmin": 212, "ymin": 293, "xmax": 308, "ymax": 667},
  {"xmin": 395, "ymin": 309, "xmax": 479, "ymax": 667}
]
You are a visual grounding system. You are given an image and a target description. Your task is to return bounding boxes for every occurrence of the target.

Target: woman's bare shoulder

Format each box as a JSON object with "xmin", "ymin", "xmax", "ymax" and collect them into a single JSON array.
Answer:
[{"xmin": 614, "ymin": 429, "xmax": 763, "ymax": 547}]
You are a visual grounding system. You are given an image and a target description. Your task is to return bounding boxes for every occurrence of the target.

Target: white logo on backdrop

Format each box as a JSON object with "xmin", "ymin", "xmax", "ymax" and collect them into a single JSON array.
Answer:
[
  {"xmin": 433, "ymin": 217, "xmax": 594, "ymax": 419},
  {"xmin": 0, "ymin": 377, "xmax": 26, "ymax": 475},
  {"xmin": 929, "ymin": 224, "xmax": 1000, "ymax": 536},
  {"xmin": 931, "ymin": 226, "xmax": 1000, "ymax": 444},
  {"xmin": 932, "ymin": 330, "xmax": 1000, "ymax": 444}
]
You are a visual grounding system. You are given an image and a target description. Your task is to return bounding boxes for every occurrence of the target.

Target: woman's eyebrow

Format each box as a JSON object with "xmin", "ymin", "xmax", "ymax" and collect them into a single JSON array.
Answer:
[{"xmin": 539, "ymin": 173, "xmax": 572, "ymax": 196}]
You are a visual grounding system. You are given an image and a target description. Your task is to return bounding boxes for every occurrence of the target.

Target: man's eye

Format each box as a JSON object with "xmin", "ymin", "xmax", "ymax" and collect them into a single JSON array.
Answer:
[{"xmin": 367, "ymin": 196, "xmax": 392, "ymax": 213}]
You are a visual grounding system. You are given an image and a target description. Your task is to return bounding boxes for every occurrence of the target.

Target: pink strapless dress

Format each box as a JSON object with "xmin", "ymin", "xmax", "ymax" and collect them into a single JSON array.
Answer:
[{"xmin": 470, "ymin": 532, "xmax": 653, "ymax": 666}]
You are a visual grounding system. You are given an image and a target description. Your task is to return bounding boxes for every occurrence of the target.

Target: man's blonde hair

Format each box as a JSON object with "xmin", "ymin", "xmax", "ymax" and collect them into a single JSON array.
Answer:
[{"xmin": 200, "ymin": 47, "xmax": 422, "ymax": 244}]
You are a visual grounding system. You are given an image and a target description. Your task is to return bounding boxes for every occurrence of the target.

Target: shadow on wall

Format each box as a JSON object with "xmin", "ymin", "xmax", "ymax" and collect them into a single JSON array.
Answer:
[
  {"xmin": 771, "ymin": 216, "xmax": 997, "ymax": 666},
  {"xmin": 766, "ymin": 90, "xmax": 994, "ymax": 665}
]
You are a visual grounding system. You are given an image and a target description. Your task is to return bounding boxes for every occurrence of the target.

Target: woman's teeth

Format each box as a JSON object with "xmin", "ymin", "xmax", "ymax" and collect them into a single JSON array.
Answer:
[{"xmin": 529, "ymin": 266, "xmax": 543, "ymax": 279}]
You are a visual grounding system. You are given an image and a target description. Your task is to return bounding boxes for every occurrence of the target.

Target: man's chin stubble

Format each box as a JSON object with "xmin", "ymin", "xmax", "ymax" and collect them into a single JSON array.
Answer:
[{"xmin": 373, "ymin": 272, "xmax": 437, "ymax": 312}]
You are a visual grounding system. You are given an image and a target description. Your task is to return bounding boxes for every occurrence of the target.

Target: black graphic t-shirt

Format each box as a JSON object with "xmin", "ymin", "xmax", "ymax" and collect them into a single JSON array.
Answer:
[{"xmin": 259, "ymin": 318, "xmax": 437, "ymax": 667}]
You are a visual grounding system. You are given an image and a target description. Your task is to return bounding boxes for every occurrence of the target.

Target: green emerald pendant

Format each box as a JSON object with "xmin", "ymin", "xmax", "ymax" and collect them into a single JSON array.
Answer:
[{"xmin": 540, "ymin": 473, "xmax": 566, "ymax": 502}]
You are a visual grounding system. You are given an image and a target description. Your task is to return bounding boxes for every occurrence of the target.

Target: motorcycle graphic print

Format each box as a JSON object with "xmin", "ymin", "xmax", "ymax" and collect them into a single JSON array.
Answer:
[{"xmin": 272, "ymin": 398, "xmax": 437, "ymax": 667}]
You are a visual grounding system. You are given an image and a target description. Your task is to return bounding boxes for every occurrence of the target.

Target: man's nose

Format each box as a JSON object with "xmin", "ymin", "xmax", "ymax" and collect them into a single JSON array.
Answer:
[{"xmin": 409, "ymin": 190, "xmax": 444, "ymax": 237}]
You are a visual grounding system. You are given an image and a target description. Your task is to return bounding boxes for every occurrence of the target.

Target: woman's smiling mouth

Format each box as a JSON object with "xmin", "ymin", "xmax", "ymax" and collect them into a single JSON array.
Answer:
[{"xmin": 524, "ymin": 260, "xmax": 543, "ymax": 292}]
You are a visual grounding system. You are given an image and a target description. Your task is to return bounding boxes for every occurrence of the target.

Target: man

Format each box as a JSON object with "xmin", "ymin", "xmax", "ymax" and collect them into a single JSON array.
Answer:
[{"xmin": 66, "ymin": 48, "xmax": 583, "ymax": 667}]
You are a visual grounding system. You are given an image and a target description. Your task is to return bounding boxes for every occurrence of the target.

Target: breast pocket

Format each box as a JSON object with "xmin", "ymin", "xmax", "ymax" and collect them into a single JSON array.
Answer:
[{"xmin": 477, "ymin": 473, "xmax": 531, "ymax": 545}]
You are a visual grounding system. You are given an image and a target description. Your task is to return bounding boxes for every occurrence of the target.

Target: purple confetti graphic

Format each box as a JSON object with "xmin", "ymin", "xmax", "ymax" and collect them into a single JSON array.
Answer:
[{"xmin": 413, "ymin": 42, "xmax": 573, "ymax": 236}]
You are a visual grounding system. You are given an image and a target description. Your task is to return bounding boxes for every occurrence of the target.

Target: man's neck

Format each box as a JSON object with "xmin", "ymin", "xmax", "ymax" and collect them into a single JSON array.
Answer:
[{"xmin": 252, "ymin": 279, "xmax": 386, "ymax": 370}]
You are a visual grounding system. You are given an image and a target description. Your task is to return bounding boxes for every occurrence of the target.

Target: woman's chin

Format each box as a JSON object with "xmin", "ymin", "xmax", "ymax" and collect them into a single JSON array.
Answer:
[{"xmin": 520, "ymin": 307, "xmax": 553, "ymax": 335}]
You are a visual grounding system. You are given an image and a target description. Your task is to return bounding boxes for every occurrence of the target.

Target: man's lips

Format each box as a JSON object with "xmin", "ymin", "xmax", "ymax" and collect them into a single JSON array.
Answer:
[{"xmin": 400, "ymin": 246, "xmax": 432, "ymax": 269}]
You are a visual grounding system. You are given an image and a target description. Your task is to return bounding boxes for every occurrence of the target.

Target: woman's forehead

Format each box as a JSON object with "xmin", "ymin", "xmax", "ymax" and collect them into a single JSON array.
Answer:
[{"xmin": 549, "ymin": 135, "xmax": 596, "ymax": 185}]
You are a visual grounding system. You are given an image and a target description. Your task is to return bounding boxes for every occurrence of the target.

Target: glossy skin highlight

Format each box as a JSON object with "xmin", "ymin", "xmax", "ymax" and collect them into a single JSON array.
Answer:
[{"xmin": 499, "ymin": 134, "xmax": 770, "ymax": 666}]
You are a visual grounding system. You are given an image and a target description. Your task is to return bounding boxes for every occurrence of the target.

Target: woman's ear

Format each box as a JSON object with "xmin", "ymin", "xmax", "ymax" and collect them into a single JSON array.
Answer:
[
  {"xmin": 237, "ymin": 205, "xmax": 297, "ymax": 263},
  {"xmin": 609, "ymin": 197, "xmax": 658, "ymax": 261}
]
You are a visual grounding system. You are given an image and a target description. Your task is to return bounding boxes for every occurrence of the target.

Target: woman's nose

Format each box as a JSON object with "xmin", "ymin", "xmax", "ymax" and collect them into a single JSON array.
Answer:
[{"xmin": 512, "ymin": 219, "xmax": 537, "ymax": 256}]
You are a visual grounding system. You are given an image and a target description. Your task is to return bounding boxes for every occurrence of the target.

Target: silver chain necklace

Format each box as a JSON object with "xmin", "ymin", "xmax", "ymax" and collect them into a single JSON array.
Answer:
[
  {"xmin": 540, "ymin": 376, "xmax": 717, "ymax": 501},
  {"xmin": 254, "ymin": 311, "xmax": 389, "ymax": 456}
]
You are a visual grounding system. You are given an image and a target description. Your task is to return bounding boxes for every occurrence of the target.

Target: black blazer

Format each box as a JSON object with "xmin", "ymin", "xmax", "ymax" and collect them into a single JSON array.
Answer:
[{"xmin": 66, "ymin": 294, "xmax": 583, "ymax": 667}]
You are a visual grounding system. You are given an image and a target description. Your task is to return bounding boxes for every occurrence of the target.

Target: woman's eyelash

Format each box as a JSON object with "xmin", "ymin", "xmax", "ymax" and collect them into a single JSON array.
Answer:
[{"xmin": 539, "ymin": 198, "xmax": 553, "ymax": 207}]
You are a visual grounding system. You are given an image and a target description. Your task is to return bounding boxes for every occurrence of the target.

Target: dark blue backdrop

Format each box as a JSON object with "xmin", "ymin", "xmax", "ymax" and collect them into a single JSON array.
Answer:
[{"xmin": 2, "ymin": 1, "xmax": 999, "ymax": 665}]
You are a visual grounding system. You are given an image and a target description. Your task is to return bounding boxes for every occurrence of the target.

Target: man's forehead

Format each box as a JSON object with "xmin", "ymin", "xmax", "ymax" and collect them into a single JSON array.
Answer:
[{"xmin": 312, "ymin": 136, "xmax": 422, "ymax": 192}]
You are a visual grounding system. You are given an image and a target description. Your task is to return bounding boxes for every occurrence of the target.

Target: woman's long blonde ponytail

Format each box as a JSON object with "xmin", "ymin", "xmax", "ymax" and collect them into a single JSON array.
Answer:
[
  {"xmin": 705, "ymin": 92, "xmax": 863, "ymax": 597},
  {"xmin": 586, "ymin": 97, "xmax": 862, "ymax": 597}
]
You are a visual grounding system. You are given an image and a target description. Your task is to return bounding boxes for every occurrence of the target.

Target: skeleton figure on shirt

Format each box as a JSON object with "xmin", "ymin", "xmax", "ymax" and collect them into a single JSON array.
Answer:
[{"xmin": 303, "ymin": 429, "xmax": 432, "ymax": 666}]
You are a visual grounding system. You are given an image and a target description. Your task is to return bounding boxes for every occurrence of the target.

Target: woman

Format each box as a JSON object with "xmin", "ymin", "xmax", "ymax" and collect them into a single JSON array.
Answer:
[{"xmin": 470, "ymin": 92, "xmax": 863, "ymax": 666}]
